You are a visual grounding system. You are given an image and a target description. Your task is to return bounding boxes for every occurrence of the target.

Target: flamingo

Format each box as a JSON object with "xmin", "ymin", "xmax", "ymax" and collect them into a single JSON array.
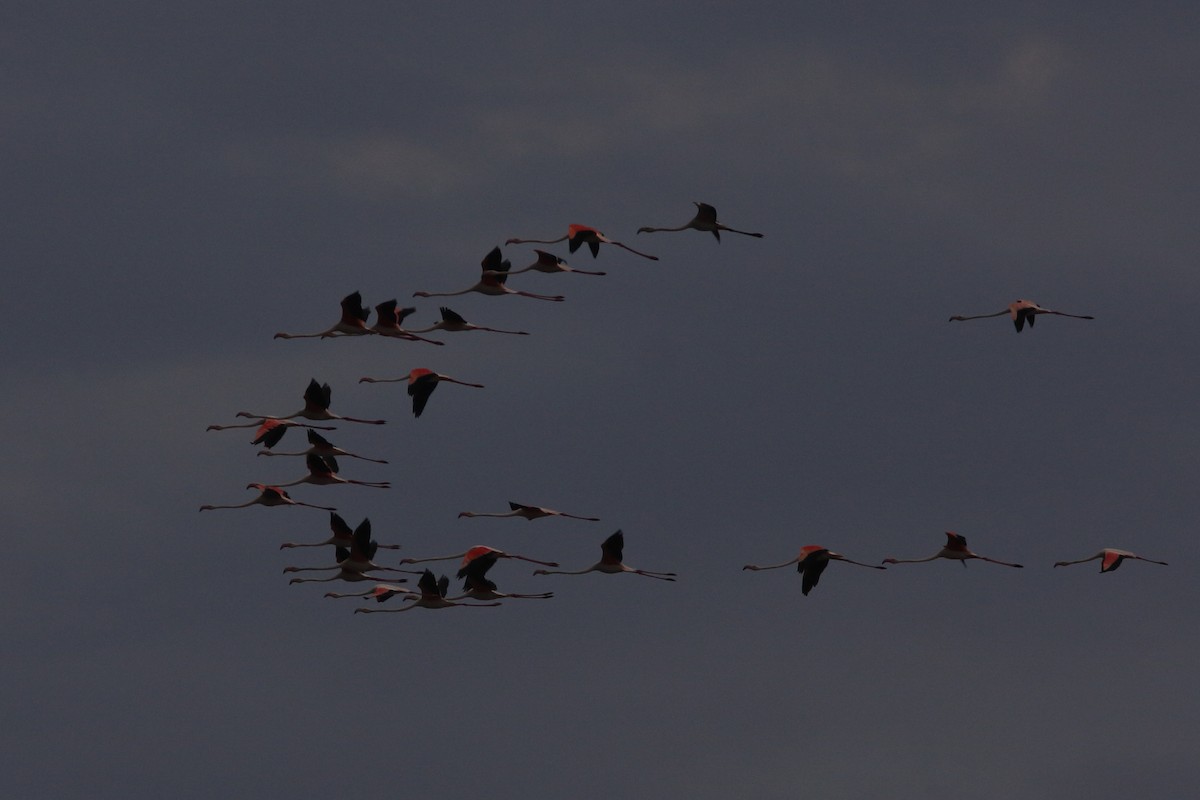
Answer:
[
  {"xmin": 235, "ymin": 379, "xmax": 386, "ymax": 425},
  {"xmin": 258, "ymin": 429, "xmax": 388, "ymax": 465},
  {"xmin": 272, "ymin": 453, "xmax": 391, "ymax": 489},
  {"xmin": 533, "ymin": 530, "xmax": 677, "ymax": 582},
  {"xmin": 742, "ymin": 545, "xmax": 885, "ymax": 595},
  {"xmin": 1053, "ymin": 548, "xmax": 1168, "ymax": 572},
  {"xmin": 359, "ymin": 368, "xmax": 484, "ymax": 418},
  {"xmin": 370, "ymin": 299, "xmax": 444, "ymax": 345},
  {"xmin": 400, "ymin": 544, "xmax": 559, "ymax": 570},
  {"xmin": 324, "ymin": 583, "xmax": 419, "ymax": 601},
  {"xmin": 506, "ymin": 250, "xmax": 606, "ymax": 277},
  {"xmin": 882, "ymin": 532, "xmax": 1023, "ymax": 568},
  {"xmin": 637, "ymin": 202, "xmax": 764, "ymax": 241},
  {"xmin": 274, "ymin": 291, "xmax": 375, "ymax": 339},
  {"xmin": 452, "ymin": 548, "xmax": 554, "ymax": 601},
  {"xmin": 407, "ymin": 306, "xmax": 530, "ymax": 336},
  {"xmin": 412, "ymin": 247, "xmax": 564, "ymax": 301},
  {"xmin": 948, "ymin": 299, "xmax": 1095, "ymax": 332},
  {"xmin": 506, "ymin": 224, "xmax": 658, "ymax": 261},
  {"xmin": 199, "ymin": 483, "xmax": 335, "ymax": 512},
  {"xmin": 286, "ymin": 518, "xmax": 419, "ymax": 583},
  {"xmin": 354, "ymin": 569, "xmax": 502, "ymax": 613},
  {"xmin": 206, "ymin": 417, "xmax": 337, "ymax": 448},
  {"xmin": 457, "ymin": 502, "xmax": 600, "ymax": 522},
  {"xmin": 280, "ymin": 511, "xmax": 402, "ymax": 550}
]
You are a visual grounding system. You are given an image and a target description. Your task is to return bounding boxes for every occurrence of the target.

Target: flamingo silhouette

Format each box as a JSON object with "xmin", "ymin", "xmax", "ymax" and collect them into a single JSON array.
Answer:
[
  {"xmin": 354, "ymin": 569, "xmax": 502, "ymax": 613},
  {"xmin": 199, "ymin": 484, "xmax": 335, "ymax": 512},
  {"xmin": 274, "ymin": 291, "xmax": 375, "ymax": 339},
  {"xmin": 948, "ymin": 299, "xmax": 1094, "ymax": 332},
  {"xmin": 407, "ymin": 306, "xmax": 530, "ymax": 336},
  {"xmin": 359, "ymin": 368, "xmax": 484, "ymax": 418},
  {"xmin": 457, "ymin": 502, "xmax": 599, "ymax": 522},
  {"xmin": 533, "ymin": 531, "xmax": 676, "ymax": 581},
  {"xmin": 1054, "ymin": 548, "xmax": 1168, "ymax": 572},
  {"xmin": 638, "ymin": 202, "xmax": 763, "ymax": 241},
  {"xmin": 506, "ymin": 224, "xmax": 658, "ymax": 261},
  {"xmin": 206, "ymin": 417, "xmax": 336, "ymax": 448},
  {"xmin": 279, "ymin": 511, "xmax": 402, "ymax": 550},
  {"xmin": 235, "ymin": 379, "xmax": 386, "ymax": 425},
  {"xmin": 743, "ymin": 545, "xmax": 885, "ymax": 595},
  {"xmin": 412, "ymin": 247, "xmax": 564, "ymax": 301},
  {"xmin": 370, "ymin": 299, "xmax": 444, "ymax": 345},
  {"xmin": 882, "ymin": 532, "xmax": 1023, "ymax": 568},
  {"xmin": 257, "ymin": 429, "xmax": 388, "ymax": 465}
]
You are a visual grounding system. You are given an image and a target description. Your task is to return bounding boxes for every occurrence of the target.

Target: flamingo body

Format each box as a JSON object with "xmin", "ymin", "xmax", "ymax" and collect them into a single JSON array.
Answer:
[
  {"xmin": 637, "ymin": 202, "xmax": 763, "ymax": 241},
  {"xmin": 1054, "ymin": 548, "xmax": 1168, "ymax": 572}
]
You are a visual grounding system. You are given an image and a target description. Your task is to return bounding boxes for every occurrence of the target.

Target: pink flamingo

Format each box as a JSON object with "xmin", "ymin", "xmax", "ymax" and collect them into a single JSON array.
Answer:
[
  {"xmin": 359, "ymin": 368, "xmax": 484, "ymax": 418},
  {"xmin": 370, "ymin": 299, "xmax": 444, "ymax": 345},
  {"xmin": 400, "ymin": 544, "xmax": 559, "ymax": 570},
  {"xmin": 279, "ymin": 511, "xmax": 402, "ymax": 550},
  {"xmin": 506, "ymin": 250, "xmax": 606, "ymax": 277},
  {"xmin": 199, "ymin": 483, "xmax": 335, "ymax": 512},
  {"xmin": 354, "ymin": 569, "xmax": 502, "ymax": 613},
  {"xmin": 272, "ymin": 454, "xmax": 390, "ymax": 489},
  {"xmin": 533, "ymin": 530, "xmax": 676, "ymax": 582},
  {"xmin": 274, "ymin": 291, "xmax": 375, "ymax": 339},
  {"xmin": 257, "ymin": 429, "xmax": 388, "ymax": 465},
  {"xmin": 412, "ymin": 247, "xmax": 564, "ymax": 301},
  {"xmin": 407, "ymin": 306, "xmax": 530, "ymax": 336},
  {"xmin": 458, "ymin": 502, "xmax": 599, "ymax": 522},
  {"xmin": 235, "ymin": 379, "xmax": 386, "ymax": 426},
  {"xmin": 882, "ymin": 532, "xmax": 1023, "ymax": 568},
  {"xmin": 638, "ymin": 202, "xmax": 763, "ymax": 241},
  {"xmin": 949, "ymin": 299, "xmax": 1094, "ymax": 332},
  {"xmin": 206, "ymin": 417, "xmax": 336, "ymax": 448},
  {"xmin": 742, "ymin": 545, "xmax": 885, "ymax": 595},
  {"xmin": 506, "ymin": 224, "xmax": 658, "ymax": 261},
  {"xmin": 1054, "ymin": 548, "xmax": 1168, "ymax": 572}
]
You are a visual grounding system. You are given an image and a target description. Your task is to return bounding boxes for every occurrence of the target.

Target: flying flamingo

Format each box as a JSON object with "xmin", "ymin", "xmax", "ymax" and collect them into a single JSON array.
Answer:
[
  {"xmin": 206, "ymin": 417, "xmax": 336, "ymax": 448},
  {"xmin": 452, "ymin": 548, "xmax": 554, "ymax": 601},
  {"xmin": 457, "ymin": 502, "xmax": 600, "ymax": 522},
  {"xmin": 1054, "ymin": 548, "xmax": 1168, "ymax": 573},
  {"xmin": 948, "ymin": 299, "xmax": 1095, "ymax": 332},
  {"xmin": 506, "ymin": 224, "xmax": 658, "ymax": 261},
  {"xmin": 272, "ymin": 453, "xmax": 391, "ymax": 489},
  {"xmin": 637, "ymin": 202, "xmax": 764, "ymax": 241},
  {"xmin": 505, "ymin": 250, "xmax": 606, "ymax": 277},
  {"xmin": 412, "ymin": 247, "xmax": 564, "ymax": 301},
  {"xmin": 199, "ymin": 483, "xmax": 335, "ymax": 512},
  {"xmin": 407, "ymin": 306, "xmax": 530, "ymax": 336},
  {"xmin": 359, "ymin": 368, "xmax": 484, "ymax": 418},
  {"xmin": 742, "ymin": 545, "xmax": 885, "ymax": 595},
  {"xmin": 370, "ymin": 299, "xmax": 444, "ymax": 345},
  {"xmin": 280, "ymin": 511, "xmax": 402, "ymax": 550},
  {"xmin": 324, "ymin": 583, "xmax": 419, "ymax": 601},
  {"xmin": 258, "ymin": 429, "xmax": 388, "ymax": 465},
  {"xmin": 400, "ymin": 544, "xmax": 559, "ymax": 570},
  {"xmin": 882, "ymin": 532, "xmax": 1023, "ymax": 568},
  {"xmin": 354, "ymin": 569, "xmax": 502, "ymax": 613},
  {"xmin": 235, "ymin": 379, "xmax": 386, "ymax": 426},
  {"xmin": 274, "ymin": 291, "xmax": 375, "ymax": 339},
  {"xmin": 286, "ymin": 518, "xmax": 419, "ymax": 583},
  {"xmin": 533, "ymin": 530, "xmax": 677, "ymax": 581}
]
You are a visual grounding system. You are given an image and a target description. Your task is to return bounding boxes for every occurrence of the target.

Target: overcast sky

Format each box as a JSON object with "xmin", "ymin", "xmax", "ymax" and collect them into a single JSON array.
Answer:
[{"xmin": 4, "ymin": 4, "xmax": 1199, "ymax": 798}]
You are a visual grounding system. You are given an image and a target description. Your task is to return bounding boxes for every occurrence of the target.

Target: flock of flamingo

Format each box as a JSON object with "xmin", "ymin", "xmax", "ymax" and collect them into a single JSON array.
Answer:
[{"xmin": 201, "ymin": 203, "xmax": 1164, "ymax": 611}]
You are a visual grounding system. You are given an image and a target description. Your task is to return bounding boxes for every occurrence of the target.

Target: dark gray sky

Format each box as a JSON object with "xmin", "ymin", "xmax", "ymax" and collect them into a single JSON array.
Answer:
[{"xmin": 5, "ymin": 4, "xmax": 1198, "ymax": 798}]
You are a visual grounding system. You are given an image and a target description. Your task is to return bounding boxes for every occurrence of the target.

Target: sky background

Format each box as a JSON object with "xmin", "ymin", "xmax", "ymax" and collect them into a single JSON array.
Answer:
[{"xmin": 4, "ymin": 3, "xmax": 1199, "ymax": 798}]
